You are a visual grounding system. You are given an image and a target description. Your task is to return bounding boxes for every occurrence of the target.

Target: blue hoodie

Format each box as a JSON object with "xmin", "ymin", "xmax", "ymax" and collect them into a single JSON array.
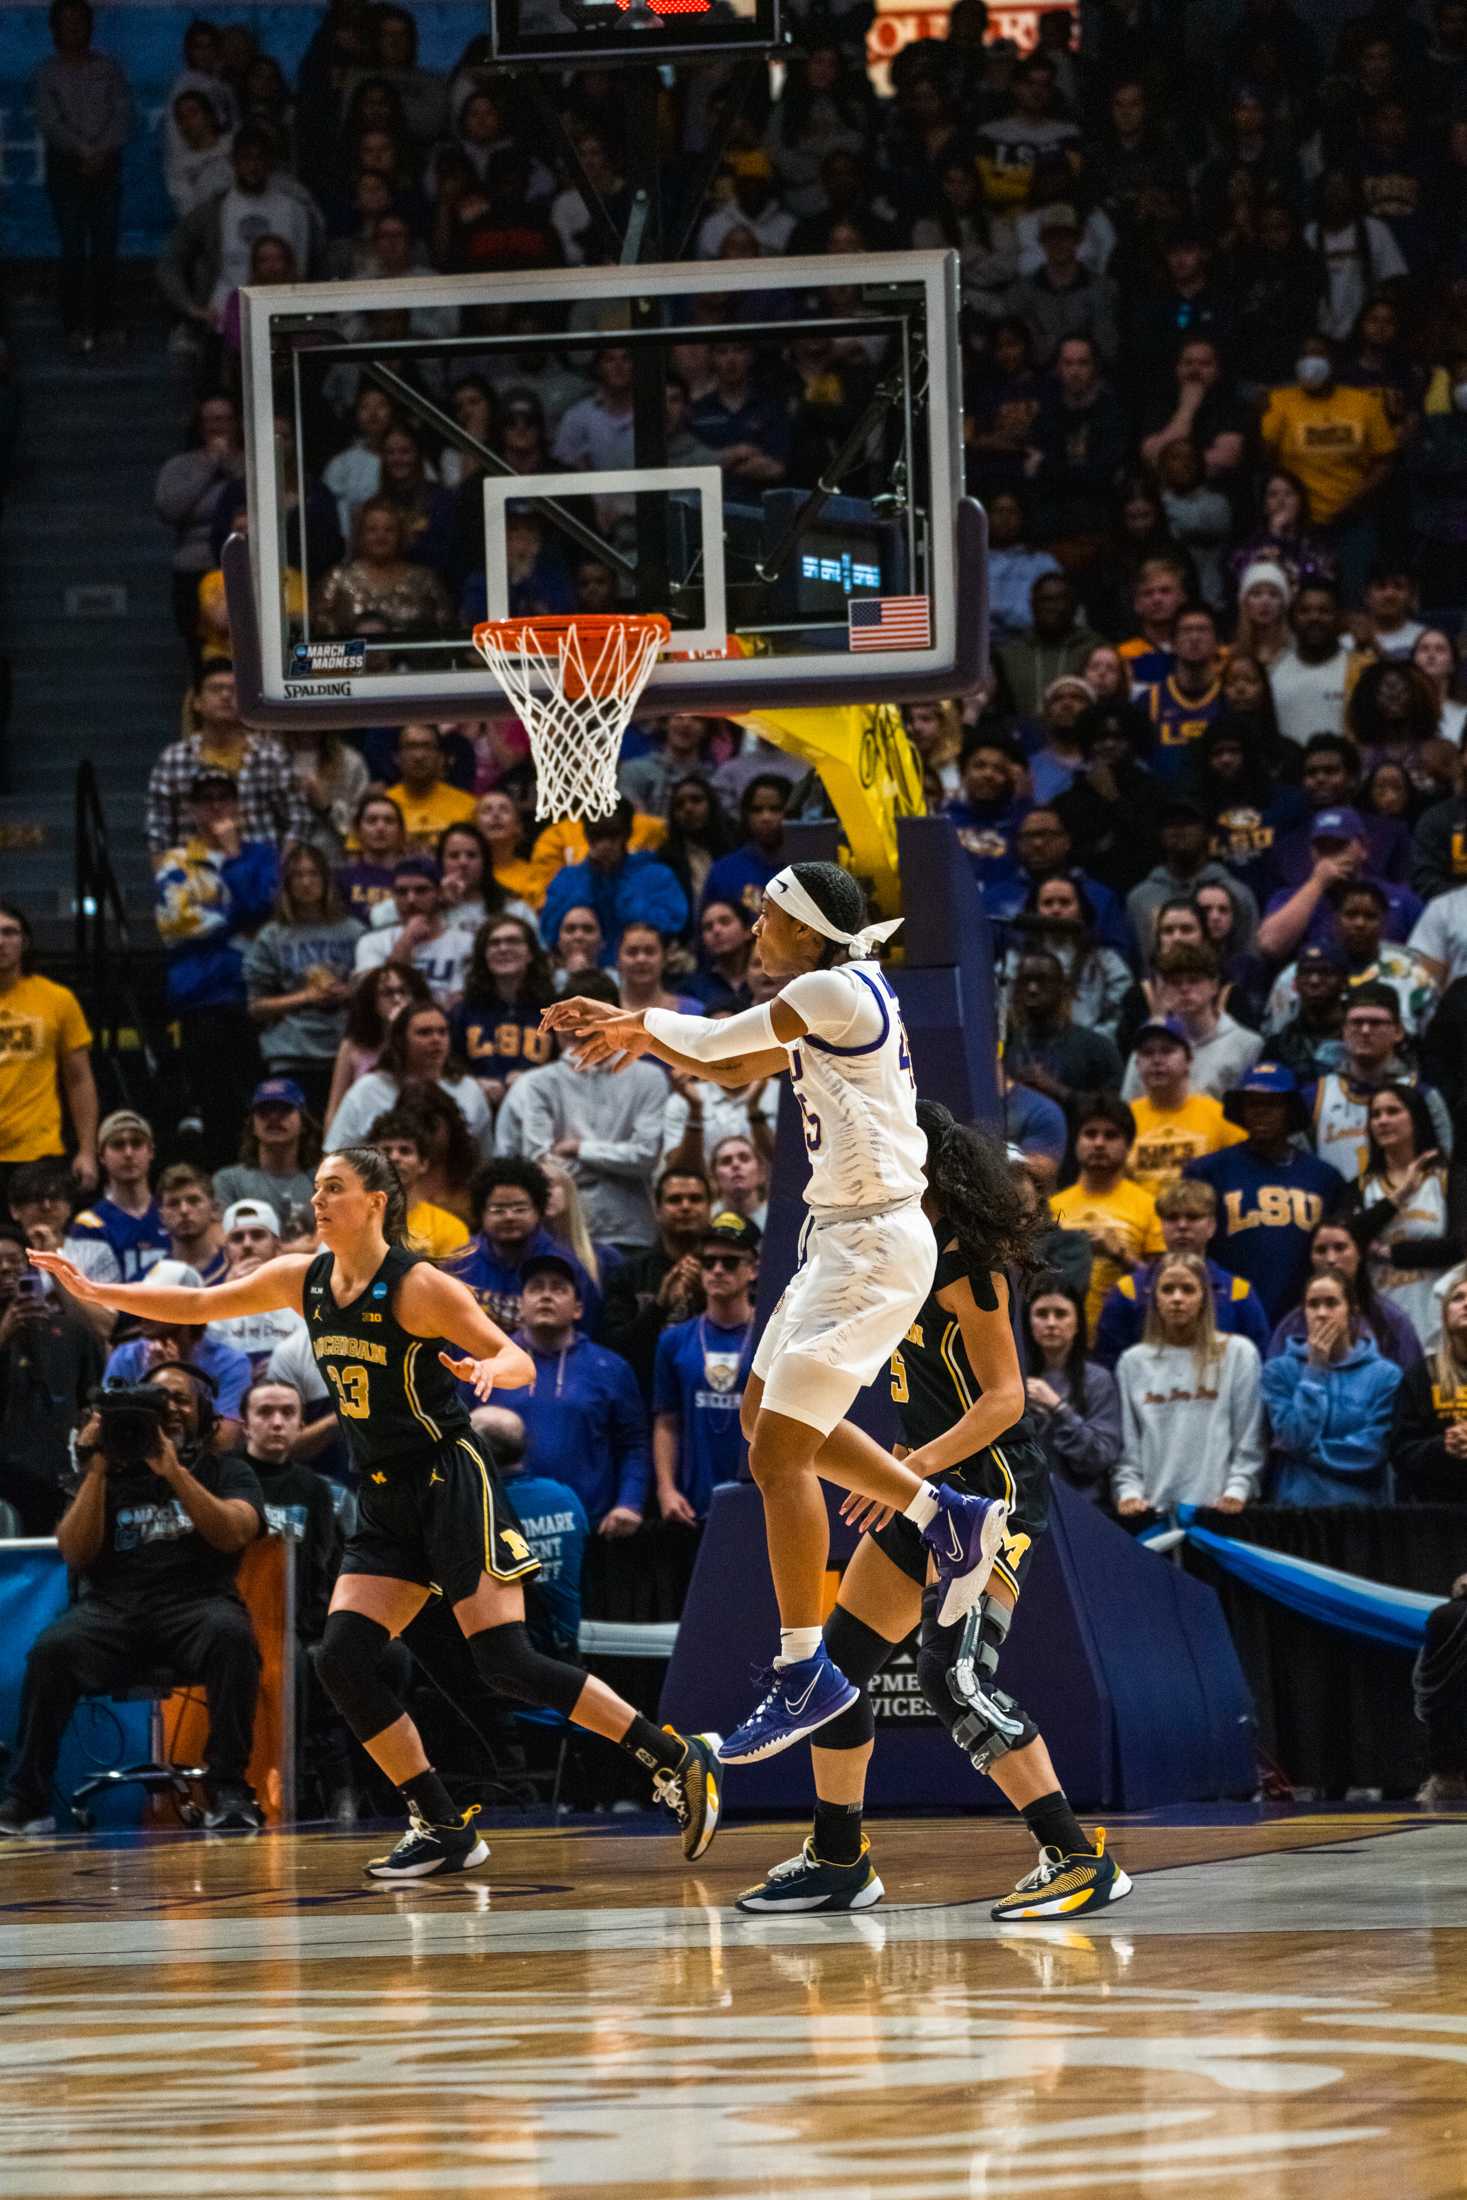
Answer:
[
  {"xmin": 1260, "ymin": 1331, "xmax": 1402, "ymax": 1506},
  {"xmin": 541, "ymin": 849, "xmax": 689, "ymax": 957}
]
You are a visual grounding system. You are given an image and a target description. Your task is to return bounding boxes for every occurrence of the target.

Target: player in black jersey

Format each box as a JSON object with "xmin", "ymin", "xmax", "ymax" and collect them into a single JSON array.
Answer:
[
  {"xmin": 738, "ymin": 1105, "xmax": 1132, "ymax": 1920},
  {"xmin": 32, "ymin": 1144, "xmax": 721, "ymax": 1880}
]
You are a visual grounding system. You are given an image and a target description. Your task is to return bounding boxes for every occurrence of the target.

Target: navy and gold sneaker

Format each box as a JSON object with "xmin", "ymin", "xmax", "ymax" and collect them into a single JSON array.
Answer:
[
  {"xmin": 989, "ymin": 1827, "xmax": 1132, "ymax": 1922},
  {"xmin": 652, "ymin": 1729, "xmax": 723, "ymax": 1861},
  {"xmin": 736, "ymin": 1835, "xmax": 885, "ymax": 1914},
  {"xmin": 366, "ymin": 1802, "xmax": 489, "ymax": 1882}
]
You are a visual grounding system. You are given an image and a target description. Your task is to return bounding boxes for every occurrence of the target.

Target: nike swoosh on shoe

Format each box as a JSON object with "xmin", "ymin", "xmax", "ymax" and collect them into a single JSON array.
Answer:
[{"xmin": 782, "ymin": 1670, "xmax": 821, "ymax": 1716}]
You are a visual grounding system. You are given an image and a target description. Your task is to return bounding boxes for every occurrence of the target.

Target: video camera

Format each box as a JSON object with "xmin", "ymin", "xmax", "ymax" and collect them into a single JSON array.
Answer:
[{"xmin": 95, "ymin": 1385, "xmax": 172, "ymax": 1470}]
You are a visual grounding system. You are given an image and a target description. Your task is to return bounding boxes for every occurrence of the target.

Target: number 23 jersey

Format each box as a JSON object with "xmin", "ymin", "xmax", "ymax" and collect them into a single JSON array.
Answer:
[
  {"xmin": 305, "ymin": 1244, "xmax": 473, "ymax": 1473},
  {"xmin": 780, "ymin": 960, "xmax": 927, "ymax": 1212}
]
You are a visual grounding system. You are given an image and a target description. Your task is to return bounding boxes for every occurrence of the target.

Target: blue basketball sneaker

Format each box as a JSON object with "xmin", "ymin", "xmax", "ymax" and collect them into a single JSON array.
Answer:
[
  {"xmin": 737, "ymin": 1836, "xmax": 885, "ymax": 1914},
  {"xmin": 923, "ymin": 1486, "xmax": 1010, "ymax": 1627},
  {"xmin": 717, "ymin": 1645, "xmax": 859, "ymax": 1765}
]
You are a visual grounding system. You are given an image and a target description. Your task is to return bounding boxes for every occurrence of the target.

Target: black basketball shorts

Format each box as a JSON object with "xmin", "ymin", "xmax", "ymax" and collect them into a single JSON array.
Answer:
[{"xmin": 339, "ymin": 1433, "xmax": 540, "ymax": 1607}]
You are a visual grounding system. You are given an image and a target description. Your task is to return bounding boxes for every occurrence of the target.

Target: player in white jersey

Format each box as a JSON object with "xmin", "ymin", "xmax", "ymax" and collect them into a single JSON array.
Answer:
[{"xmin": 542, "ymin": 862, "xmax": 1009, "ymax": 1764}]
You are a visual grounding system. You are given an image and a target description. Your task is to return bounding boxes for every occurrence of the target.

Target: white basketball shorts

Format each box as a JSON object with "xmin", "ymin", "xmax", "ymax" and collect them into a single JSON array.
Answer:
[{"xmin": 752, "ymin": 1199, "xmax": 936, "ymax": 1436}]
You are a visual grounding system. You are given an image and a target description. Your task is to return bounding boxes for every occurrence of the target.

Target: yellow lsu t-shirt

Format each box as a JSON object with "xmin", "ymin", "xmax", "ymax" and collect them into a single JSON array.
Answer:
[
  {"xmin": 1049, "ymin": 1178, "xmax": 1165, "ymax": 1337},
  {"xmin": 408, "ymin": 1200, "xmax": 470, "ymax": 1260},
  {"xmin": 1128, "ymin": 1094, "xmax": 1245, "ymax": 1200},
  {"xmin": 1259, "ymin": 384, "xmax": 1396, "ymax": 526},
  {"xmin": 0, "ymin": 975, "xmax": 92, "ymax": 1162},
  {"xmin": 385, "ymin": 779, "xmax": 479, "ymax": 852}
]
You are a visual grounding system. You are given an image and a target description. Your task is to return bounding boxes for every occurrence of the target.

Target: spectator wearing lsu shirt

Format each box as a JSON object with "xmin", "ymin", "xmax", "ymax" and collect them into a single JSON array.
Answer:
[
  {"xmin": 1259, "ymin": 337, "xmax": 1397, "ymax": 588},
  {"xmin": 1306, "ymin": 983, "xmax": 1454, "ymax": 1180},
  {"xmin": 383, "ymin": 723, "xmax": 477, "ymax": 852},
  {"xmin": 1126, "ymin": 1018, "xmax": 1246, "ymax": 1200},
  {"xmin": 1186, "ymin": 1063, "xmax": 1346, "ymax": 1324},
  {"xmin": 1390, "ymin": 1275, "xmax": 1467, "ymax": 1503},
  {"xmin": 1143, "ymin": 603, "xmax": 1226, "ymax": 782},
  {"xmin": 1093, "ymin": 1176, "xmax": 1271, "ymax": 1369},
  {"xmin": 1117, "ymin": 555, "xmax": 1188, "ymax": 692},
  {"xmin": 334, "ymin": 791, "xmax": 407, "ymax": 924},
  {"xmin": 1049, "ymin": 1093, "xmax": 1165, "ymax": 1337},
  {"xmin": 0, "ymin": 899, "xmax": 98, "ymax": 1197},
  {"xmin": 452, "ymin": 915, "xmax": 556, "ymax": 1111}
]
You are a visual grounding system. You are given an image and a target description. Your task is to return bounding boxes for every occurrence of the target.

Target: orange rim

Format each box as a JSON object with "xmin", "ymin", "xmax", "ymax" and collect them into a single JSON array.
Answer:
[{"xmin": 473, "ymin": 612, "xmax": 671, "ymax": 698}]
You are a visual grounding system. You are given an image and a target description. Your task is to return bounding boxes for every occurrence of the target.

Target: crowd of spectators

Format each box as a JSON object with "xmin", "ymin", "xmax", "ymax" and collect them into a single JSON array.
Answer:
[{"xmin": 10, "ymin": 0, "xmax": 1467, "ymax": 1817}]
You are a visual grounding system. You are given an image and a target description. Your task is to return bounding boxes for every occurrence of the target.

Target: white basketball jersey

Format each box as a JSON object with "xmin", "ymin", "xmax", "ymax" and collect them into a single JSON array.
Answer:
[
  {"xmin": 1312, "ymin": 1073, "xmax": 1370, "ymax": 1179},
  {"xmin": 781, "ymin": 960, "xmax": 928, "ymax": 1212}
]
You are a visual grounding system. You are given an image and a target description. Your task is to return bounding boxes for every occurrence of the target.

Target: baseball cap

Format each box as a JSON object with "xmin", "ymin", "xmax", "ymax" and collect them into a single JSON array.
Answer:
[
  {"xmin": 1297, "ymin": 942, "xmax": 1348, "ymax": 971},
  {"xmin": 701, "ymin": 1211, "xmax": 761, "ymax": 1256},
  {"xmin": 519, "ymin": 1250, "xmax": 579, "ymax": 1288},
  {"xmin": 1158, "ymin": 794, "xmax": 1208, "ymax": 824},
  {"xmin": 1133, "ymin": 1016, "xmax": 1193, "ymax": 1055},
  {"xmin": 222, "ymin": 1198, "xmax": 281, "ymax": 1238},
  {"xmin": 146, "ymin": 1260, "xmax": 203, "ymax": 1289},
  {"xmin": 1038, "ymin": 202, "xmax": 1080, "ymax": 232},
  {"xmin": 1229, "ymin": 1062, "xmax": 1299, "ymax": 1099},
  {"xmin": 251, "ymin": 1077, "xmax": 306, "ymax": 1111},
  {"xmin": 1309, "ymin": 806, "xmax": 1365, "ymax": 843},
  {"xmin": 98, "ymin": 1109, "xmax": 153, "ymax": 1147},
  {"xmin": 1224, "ymin": 1059, "xmax": 1307, "ymax": 1128}
]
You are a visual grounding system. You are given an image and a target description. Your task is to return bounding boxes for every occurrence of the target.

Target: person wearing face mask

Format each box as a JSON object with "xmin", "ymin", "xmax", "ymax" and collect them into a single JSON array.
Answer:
[
  {"xmin": 1406, "ymin": 348, "xmax": 1467, "ymax": 608},
  {"xmin": 1260, "ymin": 336, "xmax": 1397, "ymax": 592}
]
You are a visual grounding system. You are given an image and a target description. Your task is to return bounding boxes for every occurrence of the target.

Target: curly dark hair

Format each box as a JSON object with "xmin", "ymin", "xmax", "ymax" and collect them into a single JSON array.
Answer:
[{"xmin": 916, "ymin": 1099, "xmax": 1042, "ymax": 1278}]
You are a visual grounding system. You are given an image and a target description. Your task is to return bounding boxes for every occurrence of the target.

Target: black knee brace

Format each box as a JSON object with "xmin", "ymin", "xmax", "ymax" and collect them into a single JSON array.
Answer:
[
  {"xmin": 813, "ymin": 1606, "xmax": 897, "ymax": 1750},
  {"xmin": 915, "ymin": 1587, "xmax": 1038, "ymax": 1776},
  {"xmin": 467, "ymin": 1622, "xmax": 586, "ymax": 1718},
  {"xmin": 314, "ymin": 1610, "xmax": 407, "ymax": 1745}
]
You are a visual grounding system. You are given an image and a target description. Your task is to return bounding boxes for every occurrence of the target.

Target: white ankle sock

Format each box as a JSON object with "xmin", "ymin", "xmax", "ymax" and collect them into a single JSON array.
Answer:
[
  {"xmin": 776, "ymin": 1627, "xmax": 823, "ymax": 1667},
  {"xmin": 902, "ymin": 1483, "xmax": 940, "ymax": 1530}
]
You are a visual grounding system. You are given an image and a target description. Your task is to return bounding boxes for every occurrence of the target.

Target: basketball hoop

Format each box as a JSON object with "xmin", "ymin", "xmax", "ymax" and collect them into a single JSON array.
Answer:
[{"xmin": 473, "ymin": 612, "xmax": 670, "ymax": 820}]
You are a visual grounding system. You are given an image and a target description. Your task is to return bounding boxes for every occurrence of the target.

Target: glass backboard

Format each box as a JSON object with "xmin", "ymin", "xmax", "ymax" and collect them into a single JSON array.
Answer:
[{"xmin": 230, "ymin": 250, "xmax": 985, "ymax": 730}]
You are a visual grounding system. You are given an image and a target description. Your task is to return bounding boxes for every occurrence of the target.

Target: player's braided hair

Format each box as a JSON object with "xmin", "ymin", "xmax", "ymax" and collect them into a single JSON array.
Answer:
[
  {"xmin": 330, "ymin": 1144, "xmax": 410, "ymax": 1246},
  {"xmin": 788, "ymin": 861, "xmax": 868, "ymax": 963},
  {"xmin": 916, "ymin": 1100, "xmax": 1041, "ymax": 1279}
]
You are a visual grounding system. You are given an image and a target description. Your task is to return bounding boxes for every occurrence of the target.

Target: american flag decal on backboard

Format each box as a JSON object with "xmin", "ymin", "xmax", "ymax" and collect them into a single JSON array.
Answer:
[{"xmin": 847, "ymin": 595, "xmax": 932, "ymax": 650}]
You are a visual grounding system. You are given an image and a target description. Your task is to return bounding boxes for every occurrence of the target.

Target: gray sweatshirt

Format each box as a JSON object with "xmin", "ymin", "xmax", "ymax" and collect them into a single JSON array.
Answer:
[
  {"xmin": 1112, "ymin": 1333, "xmax": 1265, "ymax": 1510},
  {"xmin": 510, "ymin": 1056, "xmax": 668, "ymax": 1250}
]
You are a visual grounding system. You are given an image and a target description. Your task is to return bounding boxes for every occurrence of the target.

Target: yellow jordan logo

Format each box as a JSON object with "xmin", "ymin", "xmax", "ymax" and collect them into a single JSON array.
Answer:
[
  {"xmin": 429, "ymin": 1469, "xmax": 444, "ymax": 1487},
  {"xmin": 371, "ymin": 1470, "xmax": 387, "ymax": 1485}
]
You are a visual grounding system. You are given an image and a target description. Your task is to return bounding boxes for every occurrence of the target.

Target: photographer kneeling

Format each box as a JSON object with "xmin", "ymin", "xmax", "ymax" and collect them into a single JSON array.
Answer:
[{"xmin": 0, "ymin": 1362, "xmax": 265, "ymax": 1836}]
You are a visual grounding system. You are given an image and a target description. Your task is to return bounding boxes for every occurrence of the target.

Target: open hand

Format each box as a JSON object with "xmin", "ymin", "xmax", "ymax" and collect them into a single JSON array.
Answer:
[
  {"xmin": 27, "ymin": 1250, "xmax": 103, "ymax": 1305},
  {"xmin": 659, "ymin": 1486, "xmax": 698, "ymax": 1527},
  {"xmin": 566, "ymin": 1013, "xmax": 652, "ymax": 1069},
  {"xmin": 439, "ymin": 1350, "xmax": 499, "ymax": 1400},
  {"xmin": 839, "ymin": 1488, "xmax": 896, "ymax": 1534}
]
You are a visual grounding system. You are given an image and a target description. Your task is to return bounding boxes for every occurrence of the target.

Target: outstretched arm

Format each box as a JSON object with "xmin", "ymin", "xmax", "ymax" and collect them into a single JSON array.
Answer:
[
  {"xmin": 398, "ymin": 1262, "xmax": 535, "ymax": 1397},
  {"xmin": 541, "ymin": 993, "xmax": 800, "ymax": 1077},
  {"xmin": 29, "ymin": 1250, "xmax": 311, "ymax": 1324}
]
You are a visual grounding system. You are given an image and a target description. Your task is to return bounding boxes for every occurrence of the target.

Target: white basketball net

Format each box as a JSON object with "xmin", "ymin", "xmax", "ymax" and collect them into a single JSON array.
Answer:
[{"xmin": 474, "ymin": 617, "xmax": 668, "ymax": 820}]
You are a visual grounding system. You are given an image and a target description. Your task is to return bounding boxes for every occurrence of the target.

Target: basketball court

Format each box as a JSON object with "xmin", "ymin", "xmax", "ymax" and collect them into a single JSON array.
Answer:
[{"xmin": 4, "ymin": 1809, "xmax": 1465, "ymax": 2200}]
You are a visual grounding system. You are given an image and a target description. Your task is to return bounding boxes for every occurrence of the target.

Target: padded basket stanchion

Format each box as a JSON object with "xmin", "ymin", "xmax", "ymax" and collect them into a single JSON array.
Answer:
[{"xmin": 473, "ymin": 613, "xmax": 671, "ymax": 819}]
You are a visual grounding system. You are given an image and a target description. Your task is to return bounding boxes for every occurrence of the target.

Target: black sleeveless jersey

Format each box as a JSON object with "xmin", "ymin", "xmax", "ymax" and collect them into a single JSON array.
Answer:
[
  {"xmin": 304, "ymin": 1244, "xmax": 473, "ymax": 1474},
  {"xmin": 890, "ymin": 1236, "xmax": 1037, "ymax": 1458}
]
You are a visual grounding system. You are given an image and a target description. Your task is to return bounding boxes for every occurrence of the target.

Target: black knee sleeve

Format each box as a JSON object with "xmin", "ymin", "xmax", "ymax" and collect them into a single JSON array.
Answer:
[
  {"xmin": 467, "ymin": 1622, "xmax": 586, "ymax": 1718},
  {"xmin": 814, "ymin": 1605, "xmax": 897, "ymax": 1750},
  {"xmin": 314, "ymin": 1610, "xmax": 407, "ymax": 1744}
]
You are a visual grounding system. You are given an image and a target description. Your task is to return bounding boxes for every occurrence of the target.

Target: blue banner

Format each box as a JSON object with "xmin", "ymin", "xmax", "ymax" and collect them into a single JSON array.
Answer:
[
  {"xmin": 1156, "ymin": 1508, "xmax": 1442, "ymax": 1653},
  {"xmin": 0, "ymin": 1542, "xmax": 152, "ymax": 1829},
  {"xmin": 0, "ymin": 2, "xmax": 485, "ymax": 260}
]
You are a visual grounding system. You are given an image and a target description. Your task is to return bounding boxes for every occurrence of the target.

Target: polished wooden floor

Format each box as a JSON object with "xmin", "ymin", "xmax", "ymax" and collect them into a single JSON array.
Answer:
[{"xmin": 4, "ymin": 1808, "xmax": 1466, "ymax": 2200}]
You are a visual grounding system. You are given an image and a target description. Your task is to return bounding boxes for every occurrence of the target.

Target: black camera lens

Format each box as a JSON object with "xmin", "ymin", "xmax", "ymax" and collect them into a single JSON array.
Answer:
[{"xmin": 96, "ymin": 1386, "xmax": 171, "ymax": 1468}]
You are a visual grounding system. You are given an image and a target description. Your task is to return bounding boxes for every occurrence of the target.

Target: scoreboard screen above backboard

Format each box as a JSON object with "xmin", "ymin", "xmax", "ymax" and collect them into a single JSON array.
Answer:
[{"xmin": 490, "ymin": 0, "xmax": 781, "ymax": 62}]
